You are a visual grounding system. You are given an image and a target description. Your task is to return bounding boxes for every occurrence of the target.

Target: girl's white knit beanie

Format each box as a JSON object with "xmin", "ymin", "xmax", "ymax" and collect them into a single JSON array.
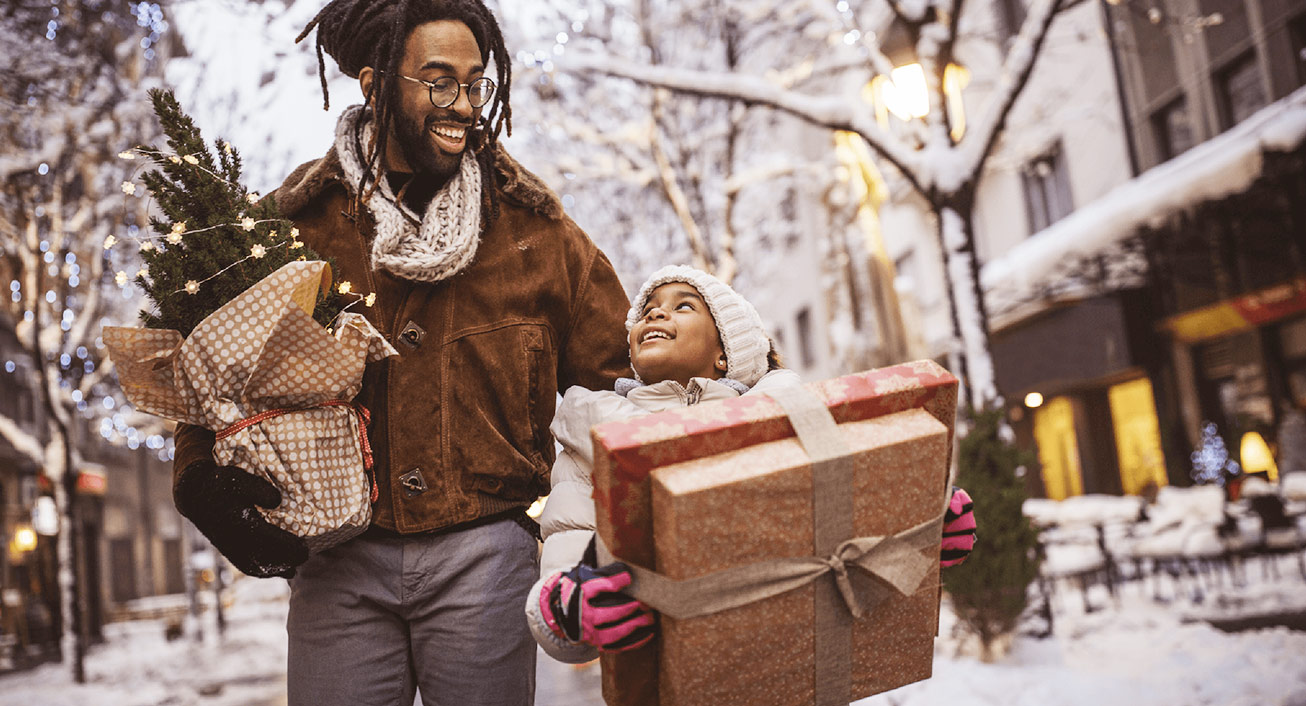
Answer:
[{"xmin": 626, "ymin": 265, "xmax": 770, "ymax": 387}]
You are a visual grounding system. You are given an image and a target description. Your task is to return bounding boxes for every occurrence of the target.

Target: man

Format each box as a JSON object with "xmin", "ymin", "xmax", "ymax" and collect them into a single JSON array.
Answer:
[{"xmin": 169, "ymin": 1, "xmax": 631, "ymax": 704}]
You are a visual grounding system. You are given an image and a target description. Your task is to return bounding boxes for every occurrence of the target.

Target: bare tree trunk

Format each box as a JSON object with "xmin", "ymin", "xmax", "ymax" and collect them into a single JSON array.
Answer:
[
  {"xmin": 22, "ymin": 185, "xmax": 86, "ymax": 682},
  {"xmin": 713, "ymin": 14, "xmax": 744, "ymax": 286},
  {"xmin": 648, "ymin": 91, "xmax": 713, "ymax": 273},
  {"xmin": 212, "ymin": 545, "xmax": 226, "ymax": 636},
  {"xmin": 935, "ymin": 203, "xmax": 997, "ymax": 409},
  {"xmin": 40, "ymin": 381, "xmax": 85, "ymax": 683}
]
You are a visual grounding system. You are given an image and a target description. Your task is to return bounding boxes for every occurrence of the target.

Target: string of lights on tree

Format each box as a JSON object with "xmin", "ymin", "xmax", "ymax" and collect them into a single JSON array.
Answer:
[
  {"xmin": 1190, "ymin": 421, "xmax": 1241, "ymax": 486},
  {"xmin": 110, "ymin": 156, "xmax": 377, "ymax": 312},
  {"xmin": 112, "ymin": 90, "xmax": 378, "ymax": 343}
]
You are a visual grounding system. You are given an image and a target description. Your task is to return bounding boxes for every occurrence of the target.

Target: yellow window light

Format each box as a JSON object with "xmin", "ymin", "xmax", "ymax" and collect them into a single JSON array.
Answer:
[
  {"xmin": 944, "ymin": 63, "xmax": 970, "ymax": 140},
  {"xmin": 1240, "ymin": 431, "xmax": 1278, "ymax": 481}
]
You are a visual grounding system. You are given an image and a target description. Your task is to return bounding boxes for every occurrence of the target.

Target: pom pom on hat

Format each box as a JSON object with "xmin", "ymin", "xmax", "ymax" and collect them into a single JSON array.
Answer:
[{"xmin": 627, "ymin": 265, "xmax": 770, "ymax": 388}]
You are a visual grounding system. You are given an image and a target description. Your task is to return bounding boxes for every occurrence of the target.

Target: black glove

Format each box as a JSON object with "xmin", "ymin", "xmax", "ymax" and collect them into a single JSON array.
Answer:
[{"xmin": 175, "ymin": 459, "xmax": 308, "ymax": 579}]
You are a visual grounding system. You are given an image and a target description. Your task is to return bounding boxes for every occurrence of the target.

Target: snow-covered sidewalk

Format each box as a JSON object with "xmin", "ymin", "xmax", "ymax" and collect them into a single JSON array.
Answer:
[
  {"xmin": 0, "ymin": 578, "xmax": 291, "ymax": 706},
  {"xmin": 866, "ymin": 571, "xmax": 1306, "ymax": 706},
  {"xmin": 3, "ymin": 564, "xmax": 1306, "ymax": 706}
]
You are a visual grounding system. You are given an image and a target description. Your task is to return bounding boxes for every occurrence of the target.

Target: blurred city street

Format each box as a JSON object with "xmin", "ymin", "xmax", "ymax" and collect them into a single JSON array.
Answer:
[
  {"xmin": 7, "ymin": 0, "xmax": 1306, "ymax": 703},
  {"xmin": 3, "ymin": 560, "xmax": 1306, "ymax": 706}
]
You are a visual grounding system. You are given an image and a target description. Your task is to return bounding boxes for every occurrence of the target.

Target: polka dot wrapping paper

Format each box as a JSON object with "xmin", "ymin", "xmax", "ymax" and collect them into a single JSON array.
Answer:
[{"xmin": 103, "ymin": 261, "xmax": 398, "ymax": 553}]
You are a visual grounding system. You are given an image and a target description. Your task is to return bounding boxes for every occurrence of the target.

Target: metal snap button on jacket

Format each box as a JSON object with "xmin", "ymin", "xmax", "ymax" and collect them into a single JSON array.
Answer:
[
  {"xmin": 398, "ymin": 320, "xmax": 426, "ymax": 348},
  {"xmin": 399, "ymin": 468, "xmax": 428, "ymax": 496}
]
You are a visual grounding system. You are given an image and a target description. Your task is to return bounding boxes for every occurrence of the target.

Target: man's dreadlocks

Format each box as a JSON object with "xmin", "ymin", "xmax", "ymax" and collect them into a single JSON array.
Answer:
[{"xmin": 296, "ymin": 0, "xmax": 513, "ymax": 220}]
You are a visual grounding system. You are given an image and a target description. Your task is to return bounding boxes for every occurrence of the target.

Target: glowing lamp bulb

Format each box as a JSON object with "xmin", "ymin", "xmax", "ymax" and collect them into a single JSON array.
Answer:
[{"xmin": 13, "ymin": 525, "xmax": 37, "ymax": 553}]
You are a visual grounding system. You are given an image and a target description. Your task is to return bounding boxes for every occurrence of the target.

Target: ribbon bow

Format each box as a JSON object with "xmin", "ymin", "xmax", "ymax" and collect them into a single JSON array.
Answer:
[{"xmin": 821, "ymin": 521, "xmax": 946, "ymax": 618}]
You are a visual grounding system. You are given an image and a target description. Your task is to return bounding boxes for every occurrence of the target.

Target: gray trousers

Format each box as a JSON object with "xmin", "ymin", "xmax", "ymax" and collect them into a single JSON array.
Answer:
[{"xmin": 286, "ymin": 517, "xmax": 539, "ymax": 706}]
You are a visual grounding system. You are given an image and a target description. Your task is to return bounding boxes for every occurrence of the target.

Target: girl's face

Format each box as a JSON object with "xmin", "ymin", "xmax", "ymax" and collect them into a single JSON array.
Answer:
[{"xmin": 629, "ymin": 282, "xmax": 727, "ymax": 387}]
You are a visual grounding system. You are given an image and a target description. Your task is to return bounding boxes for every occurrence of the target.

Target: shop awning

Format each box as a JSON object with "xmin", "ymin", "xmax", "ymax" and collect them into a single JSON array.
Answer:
[
  {"xmin": 1162, "ymin": 277, "xmax": 1306, "ymax": 343},
  {"xmin": 981, "ymin": 85, "xmax": 1306, "ymax": 328}
]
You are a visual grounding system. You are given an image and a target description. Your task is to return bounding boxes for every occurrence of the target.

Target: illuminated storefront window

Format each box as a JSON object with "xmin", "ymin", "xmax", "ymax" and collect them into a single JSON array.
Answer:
[
  {"xmin": 1033, "ymin": 396, "xmax": 1085, "ymax": 500},
  {"xmin": 1108, "ymin": 377, "xmax": 1169, "ymax": 495}
]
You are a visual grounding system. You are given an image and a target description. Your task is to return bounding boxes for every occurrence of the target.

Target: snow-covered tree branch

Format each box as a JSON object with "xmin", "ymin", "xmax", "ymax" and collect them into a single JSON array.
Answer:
[
  {"xmin": 562, "ymin": 50, "xmax": 927, "ymax": 191},
  {"xmin": 556, "ymin": 0, "xmax": 1081, "ymax": 408}
]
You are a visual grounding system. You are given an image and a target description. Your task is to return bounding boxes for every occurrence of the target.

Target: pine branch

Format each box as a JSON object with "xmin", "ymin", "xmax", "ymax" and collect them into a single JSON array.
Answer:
[{"xmin": 131, "ymin": 89, "xmax": 341, "ymax": 337}]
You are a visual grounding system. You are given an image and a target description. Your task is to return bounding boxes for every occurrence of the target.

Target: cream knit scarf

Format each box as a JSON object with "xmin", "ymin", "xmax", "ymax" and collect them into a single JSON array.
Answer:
[{"xmin": 335, "ymin": 105, "xmax": 483, "ymax": 283}]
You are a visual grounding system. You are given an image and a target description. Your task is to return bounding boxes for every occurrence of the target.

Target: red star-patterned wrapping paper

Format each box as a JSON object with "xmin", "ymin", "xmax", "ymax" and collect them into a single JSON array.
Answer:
[{"xmin": 591, "ymin": 360, "xmax": 958, "ymax": 706}]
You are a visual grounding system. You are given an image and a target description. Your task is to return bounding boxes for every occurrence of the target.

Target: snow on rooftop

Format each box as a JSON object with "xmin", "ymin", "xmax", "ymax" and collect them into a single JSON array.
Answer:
[{"xmin": 982, "ymin": 84, "xmax": 1306, "ymax": 312}]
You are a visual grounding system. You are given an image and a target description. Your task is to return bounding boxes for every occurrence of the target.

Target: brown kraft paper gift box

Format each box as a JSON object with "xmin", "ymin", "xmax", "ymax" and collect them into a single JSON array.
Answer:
[
  {"xmin": 590, "ymin": 360, "xmax": 959, "ymax": 706},
  {"xmin": 652, "ymin": 408, "xmax": 948, "ymax": 705}
]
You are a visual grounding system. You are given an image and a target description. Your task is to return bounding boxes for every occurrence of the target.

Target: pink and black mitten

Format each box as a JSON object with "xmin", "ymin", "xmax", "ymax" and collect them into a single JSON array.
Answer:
[
  {"xmin": 941, "ymin": 487, "xmax": 976, "ymax": 567},
  {"xmin": 539, "ymin": 562, "xmax": 656, "ymax": 653}
]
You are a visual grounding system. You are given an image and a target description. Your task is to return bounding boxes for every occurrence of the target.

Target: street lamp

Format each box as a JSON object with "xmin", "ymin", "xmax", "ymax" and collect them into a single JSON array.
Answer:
[
  {"xmin": 11, "ymin": 523, "xmax": 38, "ymax": 553},
  {"xmin": 881, "ymin": 63, "xmax": 929, "ymax": 120},
  {"xmin": 869, "ymin": 62, "xmax": 970, "ymax": 139}
]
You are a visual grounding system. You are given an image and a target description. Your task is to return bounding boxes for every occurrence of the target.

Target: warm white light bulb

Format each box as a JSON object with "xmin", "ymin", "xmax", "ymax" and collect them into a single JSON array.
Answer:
[{"xmin": 882, "ymin": 64, "xmax": 930, "ymax": 120}]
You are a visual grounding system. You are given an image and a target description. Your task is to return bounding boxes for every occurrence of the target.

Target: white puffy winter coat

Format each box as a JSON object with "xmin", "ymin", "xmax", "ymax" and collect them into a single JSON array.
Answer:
[{"xmin": 525, "ymin": 369, "xmax": 803, "ymax": 663}]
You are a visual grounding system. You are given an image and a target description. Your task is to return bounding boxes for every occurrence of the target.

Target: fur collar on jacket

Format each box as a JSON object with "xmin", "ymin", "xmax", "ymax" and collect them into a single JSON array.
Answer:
[{"xmin": 270, "ymin": 112, "xmax": 565, "ymax": 222}]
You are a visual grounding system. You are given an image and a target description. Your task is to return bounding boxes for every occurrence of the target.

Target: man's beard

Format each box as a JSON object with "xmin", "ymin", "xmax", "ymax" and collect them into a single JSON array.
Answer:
[{"xmin": 393, "ymin": 108, "xmax": 466, "ymax": 179}]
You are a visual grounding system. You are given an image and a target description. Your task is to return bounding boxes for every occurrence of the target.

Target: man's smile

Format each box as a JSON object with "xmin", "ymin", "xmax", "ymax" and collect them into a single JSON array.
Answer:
[{"xmin": 429, "ymin": 121, "xmax": 469, "ymax": 153}]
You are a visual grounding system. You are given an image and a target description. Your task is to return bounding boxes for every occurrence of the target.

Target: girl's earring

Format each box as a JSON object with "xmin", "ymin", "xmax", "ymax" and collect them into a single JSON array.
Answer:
[{"xmin": 716, "ymin": 356, "xmax": 728, "ymax": 372}]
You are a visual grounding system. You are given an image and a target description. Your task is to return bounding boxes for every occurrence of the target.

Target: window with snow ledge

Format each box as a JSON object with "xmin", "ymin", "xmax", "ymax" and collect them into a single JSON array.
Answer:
[
  {"xmin": 795, "ymin": 306, "xmax": 816, "ymax": 369},
  {"xmin": 1215, "ymin": 51, "xmax": 1268, "ymax": 131},
  {"xmin": 894, "ymin": 250, "xmax": 917, "ymax": 292},
  {"xmin": 1151, "ymin": 96, "xmax": 1196, "ymax": 162},
  {"xmin": 780, "ymin": 187, "xmax": 800, "ymax": 251},
  {"xmin": 1020, "ymin": 141, "xmax": 1074, "ymax": 236},
  {"xmin": 1292, "ymin": 13, "xmax": 1306, "ymax": 87}
]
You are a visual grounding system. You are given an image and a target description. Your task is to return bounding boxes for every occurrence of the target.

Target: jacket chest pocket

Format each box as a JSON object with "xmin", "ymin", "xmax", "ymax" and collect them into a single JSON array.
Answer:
[{"xmin": 445, "ymin": 322, "xmax": 557, "ymax": 498}]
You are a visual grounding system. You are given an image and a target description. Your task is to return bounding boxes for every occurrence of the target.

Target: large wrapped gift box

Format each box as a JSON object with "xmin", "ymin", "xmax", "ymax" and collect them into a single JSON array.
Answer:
[{"xmin": 591, "ymin": 361, "xmax": 958, "ymax": 706}]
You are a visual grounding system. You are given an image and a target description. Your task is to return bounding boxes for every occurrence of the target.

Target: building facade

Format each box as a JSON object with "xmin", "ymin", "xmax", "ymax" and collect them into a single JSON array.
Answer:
[
  {"xmin": 882, "ymin": 0, "xmax": 1306, "ymax": 499},
  {"xmin": 0, "ymin": 316, "xmax": 186, "ymax": 671}
]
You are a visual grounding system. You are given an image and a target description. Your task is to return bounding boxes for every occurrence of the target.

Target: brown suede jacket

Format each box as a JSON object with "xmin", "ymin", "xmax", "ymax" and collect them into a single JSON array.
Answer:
[{"xmin": 173, "ymin": 144, "xmax": 631, "ymax": 533}]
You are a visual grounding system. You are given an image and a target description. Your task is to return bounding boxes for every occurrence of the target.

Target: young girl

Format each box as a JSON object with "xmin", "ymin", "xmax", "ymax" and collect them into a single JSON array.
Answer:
[{"xmin": 524, "ymin": 265, "xmax": 976, "ymax": 663}]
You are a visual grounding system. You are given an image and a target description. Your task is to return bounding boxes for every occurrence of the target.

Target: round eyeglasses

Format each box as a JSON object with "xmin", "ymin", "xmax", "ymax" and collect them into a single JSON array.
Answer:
[{"xmin": 390, "ymin": 73, "xmax": 497, "ymax": 109}]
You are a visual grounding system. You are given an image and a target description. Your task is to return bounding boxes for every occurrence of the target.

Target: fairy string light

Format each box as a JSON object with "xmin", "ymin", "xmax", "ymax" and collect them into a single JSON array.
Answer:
[{"xmin": 114, "ymin": 92, "xmax": 373, "ymax": 337}]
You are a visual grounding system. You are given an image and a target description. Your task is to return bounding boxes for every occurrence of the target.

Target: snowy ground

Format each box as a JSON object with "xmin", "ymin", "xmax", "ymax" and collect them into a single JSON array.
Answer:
[{"xmin": 3, "ymin": 557, "xmax": 1306, "ymax": 706}]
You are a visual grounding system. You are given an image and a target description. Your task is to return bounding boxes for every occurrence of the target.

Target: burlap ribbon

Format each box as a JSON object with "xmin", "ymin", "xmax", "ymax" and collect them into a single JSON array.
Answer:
[{"xmin": 596, "ymin": 385, "xmax": 952, "ymax": 706}]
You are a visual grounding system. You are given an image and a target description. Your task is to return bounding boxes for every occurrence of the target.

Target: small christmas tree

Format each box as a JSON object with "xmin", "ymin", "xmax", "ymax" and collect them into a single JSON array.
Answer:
[
  {"xmin": 128, "ymin": 89, "xmax": 341, "ymax": 337},
  {"xmin": 942, "ymin": 408, "xmax": 1041, "ymax": 662},
  {"xmin": 1190, "ymin": 421, "xmax": 1241, "ymax": 486}
]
